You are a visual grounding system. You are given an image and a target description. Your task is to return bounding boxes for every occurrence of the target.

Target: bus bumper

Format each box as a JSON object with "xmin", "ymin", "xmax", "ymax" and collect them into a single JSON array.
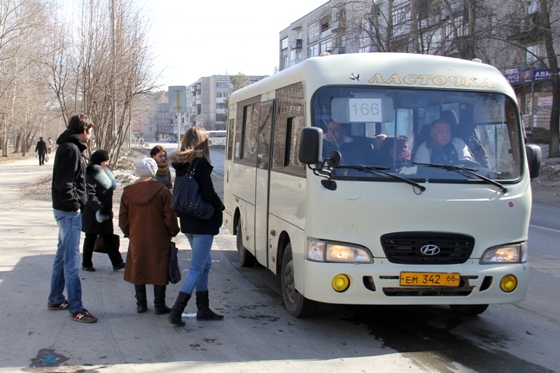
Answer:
[{"xmin": 300, "ymin": 260, "xmax": 529, "ymax": 305}]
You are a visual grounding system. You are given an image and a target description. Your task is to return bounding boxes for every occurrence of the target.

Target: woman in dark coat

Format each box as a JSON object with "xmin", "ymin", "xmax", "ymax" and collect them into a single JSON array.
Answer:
[
  {"xmin": 167, "ymin": 127, "xmax": 225, "ymax": 327},
  {"xmin": 81, "ymin": 150, "xmax": 125, "ymax": 271},
  {"xmin": 119, "ymin": 158, "xmax": 180, "ymax": 314}
]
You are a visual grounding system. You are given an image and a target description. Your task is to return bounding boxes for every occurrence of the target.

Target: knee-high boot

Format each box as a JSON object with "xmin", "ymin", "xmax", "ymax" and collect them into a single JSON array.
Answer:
[
  {"xmin": 195, "ymin": 291, "xmax": 224, "ymax": 320},
  {"xmin": 135, "ymin": 285, "xmax": 147, "ymax": 313},
  {"xmin": 168, "ymin": 292, "xmax": 191, "ymax": 326},
  {"xmin": 154, "ymin": 285, "xmax": 171, "ymax": 315}
]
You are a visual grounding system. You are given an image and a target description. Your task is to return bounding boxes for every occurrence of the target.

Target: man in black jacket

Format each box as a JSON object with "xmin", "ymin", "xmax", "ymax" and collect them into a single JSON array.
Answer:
[
  {"xmin": 35, "ymin": 137, "xmax": 47, "ymax": 165},
  {"xmin": 48, "ymin": 114, "xmax": 98, "ymax": 323}
]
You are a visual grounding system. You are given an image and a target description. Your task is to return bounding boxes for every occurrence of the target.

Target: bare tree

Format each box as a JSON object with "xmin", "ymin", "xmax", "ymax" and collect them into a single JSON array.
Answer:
[
  {"xmin": 0, "ymin": 0, "xmax": 52, "ymax": 157},
  {"xmin": 490, "ymin": 0, "xmax": 560, "ymax": 157},
  {"xmin": 230, "ymin": 72, "xmax": 248, "ymax": 92},
  {"xmin": 44, "ymin": 0, "xmax": 157, "ymax": 167}
]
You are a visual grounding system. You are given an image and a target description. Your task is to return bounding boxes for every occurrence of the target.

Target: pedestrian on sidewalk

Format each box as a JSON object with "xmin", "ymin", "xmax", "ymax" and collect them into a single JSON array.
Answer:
[
  {"xmin": 48, "ymin": 113, "xmax": 98, "ymax": 323},
  {"xmin": 167, "ymin": 127, "xmax": 225, "ymax": 327},
  {"xmin": 150, "ymin": 145, "xmax": 173, "ymax": 189},
  {"xmin": 35, "ymin": 137, "xmax": 47, "ymax": 166},
  {"xmin": 47, "ymin": 137, "xmax": 54, "ymax": 154},
  {"xmin": 81, "ymin": 150, "xmax": 125, "ymax": 272},
  {"xmin": 119, "ymin": 158, "xmax": 180, "ymax": 315}
]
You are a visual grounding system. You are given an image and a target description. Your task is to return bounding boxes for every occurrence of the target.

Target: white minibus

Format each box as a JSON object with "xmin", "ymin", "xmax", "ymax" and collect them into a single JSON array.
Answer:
[
  {"xmin": 207, "ymin": 130, "xmax": 226, "ymax": 147},
  {"xmin": 223, "ymin": 53, "xmax": 542, "ymax": 318}
]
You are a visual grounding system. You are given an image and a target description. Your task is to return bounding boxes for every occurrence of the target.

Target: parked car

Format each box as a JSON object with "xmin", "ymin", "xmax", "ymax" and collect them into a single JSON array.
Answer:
[{"xmin": 168, "ymin": 137, "xmax": 177, "ymax": 143}]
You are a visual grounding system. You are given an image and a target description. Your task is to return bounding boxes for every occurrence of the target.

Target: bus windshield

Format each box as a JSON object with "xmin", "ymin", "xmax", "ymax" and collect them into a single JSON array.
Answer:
[{"xmin": 312, "ymin": 86, "xmax": 523, "ymax": 182}]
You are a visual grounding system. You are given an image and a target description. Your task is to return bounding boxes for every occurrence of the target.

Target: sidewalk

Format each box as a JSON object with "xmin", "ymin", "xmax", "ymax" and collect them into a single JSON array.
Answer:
[{"xmin": 0, "ymin": 156, "xmax": 269, "ymax": 372}]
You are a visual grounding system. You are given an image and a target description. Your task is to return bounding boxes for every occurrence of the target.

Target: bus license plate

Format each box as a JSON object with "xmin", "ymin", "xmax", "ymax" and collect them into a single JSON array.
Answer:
[{"xmin": 400, "ymin": 272, "xmax": 460, "ymax": 287}]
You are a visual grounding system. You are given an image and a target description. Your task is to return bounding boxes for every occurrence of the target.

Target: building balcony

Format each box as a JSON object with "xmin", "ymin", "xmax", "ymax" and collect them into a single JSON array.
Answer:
[
  {"xmin": 291, "ymin": 39, "xmax": 302, "ymax": 49},
  {"xmin": 510, "ymin": 12, "xmax": 544, "ymax": 43}
]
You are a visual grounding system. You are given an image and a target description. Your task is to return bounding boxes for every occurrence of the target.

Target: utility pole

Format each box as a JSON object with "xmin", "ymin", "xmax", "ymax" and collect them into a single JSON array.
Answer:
[{"xmin": 176, "ymin": 91, "xmax": 181, "ymax": 144}]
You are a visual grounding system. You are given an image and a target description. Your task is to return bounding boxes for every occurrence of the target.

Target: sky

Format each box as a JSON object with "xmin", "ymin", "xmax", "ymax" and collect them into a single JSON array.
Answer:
[{"xmin": 143, "ymin": 0, "xmax": 329, "ymax": 88}]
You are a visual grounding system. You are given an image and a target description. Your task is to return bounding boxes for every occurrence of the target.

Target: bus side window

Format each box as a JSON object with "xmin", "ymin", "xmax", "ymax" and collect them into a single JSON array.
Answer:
[{"xmin": 227, "ymin": 118, "xmax": 235, "ymax": 160}]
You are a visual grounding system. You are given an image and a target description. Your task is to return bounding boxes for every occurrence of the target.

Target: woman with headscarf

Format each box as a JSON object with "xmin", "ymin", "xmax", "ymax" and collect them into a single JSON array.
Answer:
[
  {"xmin": 150, "ymin": 145, "xmax": 172, "ymax": 189},
  {"xmin": 81, "ymin": 150, "xmax": 125, "ymax": 272},
  {"xmin": 167, "ymin": 127, "xmax": 225, "ymax": 327},
  {"xmin": 119, "ymin": 158, "xmax": 180, "ymax": 315}
]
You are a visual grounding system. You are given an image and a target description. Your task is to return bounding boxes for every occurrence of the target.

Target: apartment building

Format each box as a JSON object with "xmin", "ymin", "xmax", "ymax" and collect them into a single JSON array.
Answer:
[
  {"xmin": 147, "ymin": 97, "xmax": 175, "ymax": 141},
  {"xmin": 186, "ymin": 75, "xmax": 267, "ymax": 130},
  {"xmin": 279, "ymin": 0, "xmax": 557, "ymax": 133}
]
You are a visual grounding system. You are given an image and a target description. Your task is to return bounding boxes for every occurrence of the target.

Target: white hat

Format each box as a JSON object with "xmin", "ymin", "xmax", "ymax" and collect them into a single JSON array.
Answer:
[{"xmin": 135, "ymin": 158, "xmax": 157, "ymax": 177}]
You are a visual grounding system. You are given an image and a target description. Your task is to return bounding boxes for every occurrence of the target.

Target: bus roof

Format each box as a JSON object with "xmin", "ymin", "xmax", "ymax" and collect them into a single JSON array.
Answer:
[{"xmin": 229, "ymin": 53, "xmax": 515, "ymax": 103}]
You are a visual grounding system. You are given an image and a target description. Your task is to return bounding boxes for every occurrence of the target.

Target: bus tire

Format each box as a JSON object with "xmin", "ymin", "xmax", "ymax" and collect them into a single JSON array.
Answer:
[
  {"xmin": 281, "ymin": 243, "xmax": 318, "ymax": 318},
  {"xmin": 449, "ymin": 304, "xmax": 489, "ymax": 316},
  {"xmin": 236, "ymin": 220, "xmax": 256, "ymax": 267}
]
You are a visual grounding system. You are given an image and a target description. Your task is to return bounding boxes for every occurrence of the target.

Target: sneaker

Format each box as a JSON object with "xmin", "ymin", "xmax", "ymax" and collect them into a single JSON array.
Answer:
[
  {"xmin": 82, "ymin": 266, "xmax": 96, "ymax": 272},
  {"xmin": 113, "ymin": 263, "xmax": 125, "ymax": 271},
  {"xmin": 48, "ymin": 300, "xmax": 70, "ymax": 310},
  {"xmin": 70, "ymin": 309, "xmax": 97, "ymax": 323}
]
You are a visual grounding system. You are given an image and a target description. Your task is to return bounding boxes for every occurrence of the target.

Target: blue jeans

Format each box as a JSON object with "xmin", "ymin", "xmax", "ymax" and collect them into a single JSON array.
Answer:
[
  {"xmin": 48, "ymin": 210, "xmax": 84, "ymax": 313},
  {"xmin": 179, "ymin": 234, "xmax": 213, "ymax": 294}
]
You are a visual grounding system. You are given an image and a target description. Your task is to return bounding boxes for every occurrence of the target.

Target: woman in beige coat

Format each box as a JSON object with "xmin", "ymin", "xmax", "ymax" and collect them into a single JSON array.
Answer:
[{"xmin": 119, "ymin": 158, "xmax": 180, "ymax": 314}]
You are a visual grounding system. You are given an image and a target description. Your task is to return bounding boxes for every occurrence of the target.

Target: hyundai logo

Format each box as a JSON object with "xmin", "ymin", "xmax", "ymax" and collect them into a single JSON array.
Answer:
[{"xmin": 420, "ymin": 244, "xmax": 441, "ymax": 256}]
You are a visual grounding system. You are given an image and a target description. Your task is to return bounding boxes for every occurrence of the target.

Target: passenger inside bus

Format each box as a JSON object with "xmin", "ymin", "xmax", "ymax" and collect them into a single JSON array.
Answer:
[
  {"xmin": 322, "ymin": 119, "xmax": 371, "ymax": 165},
  {"xmin": 413, "ymin": 118, "xmax": 475, "ymax": 165},
  {"xmin": 370, "ymin": 134, "xmax": 387, "ymax": 163},
  {"xmin": 376, "ymin": 136, "xmax": 411, "ymax": 170}
]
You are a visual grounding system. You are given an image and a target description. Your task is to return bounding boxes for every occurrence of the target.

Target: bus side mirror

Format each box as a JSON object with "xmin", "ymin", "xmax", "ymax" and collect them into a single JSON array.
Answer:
[
  {"xmin": 299, "ymin": 127, "xmax": 323, "ymax": 164},
  {"xmin": 525, "ymin": 144, "xmax": 542, "ymax": 179}
]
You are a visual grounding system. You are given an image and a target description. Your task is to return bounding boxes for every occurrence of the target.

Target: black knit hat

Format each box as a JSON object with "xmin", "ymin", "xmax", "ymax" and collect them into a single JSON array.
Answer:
[{"xmin": 90, "ymin": 150, "xmax": 109, "ymax": 165}]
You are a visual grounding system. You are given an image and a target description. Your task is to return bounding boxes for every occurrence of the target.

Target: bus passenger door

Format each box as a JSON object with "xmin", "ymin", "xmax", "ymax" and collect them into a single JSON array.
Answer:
[{"xmin": 254, "ymin": 100, "xmax": 274, "ymax": 267}]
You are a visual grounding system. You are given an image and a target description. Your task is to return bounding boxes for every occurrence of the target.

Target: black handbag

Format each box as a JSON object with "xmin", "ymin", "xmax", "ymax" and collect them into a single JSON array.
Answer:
[
  {"xmin": 169, "ymin": 159, "xmax": 215, "ymax": 220},
  {"xmin": 93, "ymin": 234, "xmax": 120, "ymax": 253},
  {"xmin": 168, "ymin": 241, "xmax": 181, "ymax": 284}
]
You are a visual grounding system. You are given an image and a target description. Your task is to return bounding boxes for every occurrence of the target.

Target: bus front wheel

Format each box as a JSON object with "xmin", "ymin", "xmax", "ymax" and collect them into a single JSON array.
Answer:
[
  {"xmin": 236, "ymin": 220, "xmax": 256, "ymax": 267},
  {"xmin": 281, "ymin": 243, "xmax": 318, "ymax": 318}
]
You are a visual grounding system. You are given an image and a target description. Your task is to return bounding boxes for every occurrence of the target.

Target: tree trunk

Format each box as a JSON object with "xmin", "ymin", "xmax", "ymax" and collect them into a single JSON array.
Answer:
[{"xmin": 539, "ymin": 0, "xmax": 559, "ymax": 157}]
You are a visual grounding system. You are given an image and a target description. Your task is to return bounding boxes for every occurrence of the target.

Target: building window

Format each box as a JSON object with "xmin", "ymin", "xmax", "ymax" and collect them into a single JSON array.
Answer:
[
  {"xmin": 526, "ymin": 45, "xmax": 540, "ymax": 65},
  {"xmin": 320, "ymin": 39, "xmax": 332, "ymax": 54},
  {"xmin": 308, "ymin": 21, "xmax": 319, "ymax": 44},
  {"xmin": 392, "ymin": 5, "xmax": 410, "ymax": 25},
  {"xmin": 527, "ymin": 0, "xmax": 539, "ymax": 13},
  {"xmin": 290, "ymin": 49, "xmax": 302, "ymax": 62},
  {"xmin": 320, "ymin": 16, "xmax": 331, "ymax": 38},
  {"xmin": 338, "ymin": 35, "xmax": 346, "ymax": 47},
  {"xmin": 216, "ymin": 81, "xmax": 229, "ymax": 89},
  {"xmin": 281, "ymin": 55, "xmax": 289, "ymax": 70},
  {"xmin": 308, "ymin": 43, "xmax": 320, "ymax": 58},
  {"xmin": 445, "ymin": 16, "xmax": 468, "ymax": 39},
  {"xmin": 281, "ymin": 37, "xmax": 289, "ymax": 50}
]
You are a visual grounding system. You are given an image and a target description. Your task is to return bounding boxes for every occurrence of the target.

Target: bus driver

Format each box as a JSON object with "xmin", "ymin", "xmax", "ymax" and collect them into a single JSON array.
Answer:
[{"xmin": 414, "ymin": 118, "xmax": 475, "ymax": 165}]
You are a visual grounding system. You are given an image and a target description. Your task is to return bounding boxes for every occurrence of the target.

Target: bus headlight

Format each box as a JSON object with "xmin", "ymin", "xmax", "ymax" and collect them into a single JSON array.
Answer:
[
  {"xmin": 480, "ymin": 242, "xmax": 527, "ymax": 264},
  {"xmin": 306, "ymin": 239, "xmax": 373, "ymax": 263}
]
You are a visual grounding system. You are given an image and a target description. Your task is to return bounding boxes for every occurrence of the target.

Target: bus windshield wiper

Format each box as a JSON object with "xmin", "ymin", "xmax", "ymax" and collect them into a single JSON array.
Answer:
[
  {"xmin": 336, "ymin": 165, "xmax": 426, "ymax": 193},
  {"xmin": 414, "ymin": 162, "xmax": 508, "ymax": 194}
]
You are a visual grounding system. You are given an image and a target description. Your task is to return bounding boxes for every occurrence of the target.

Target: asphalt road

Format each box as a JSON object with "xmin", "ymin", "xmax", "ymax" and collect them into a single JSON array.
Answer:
[{"xmin": 0, "ymin": 146, "xmax": 557, "ymax": 372}]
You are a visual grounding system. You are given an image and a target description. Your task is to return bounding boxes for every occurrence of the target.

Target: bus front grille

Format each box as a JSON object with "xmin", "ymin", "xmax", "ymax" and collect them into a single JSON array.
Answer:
[{"xmin": 380, "ymin": 232, "xmax": 475, "ymax": 265}]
